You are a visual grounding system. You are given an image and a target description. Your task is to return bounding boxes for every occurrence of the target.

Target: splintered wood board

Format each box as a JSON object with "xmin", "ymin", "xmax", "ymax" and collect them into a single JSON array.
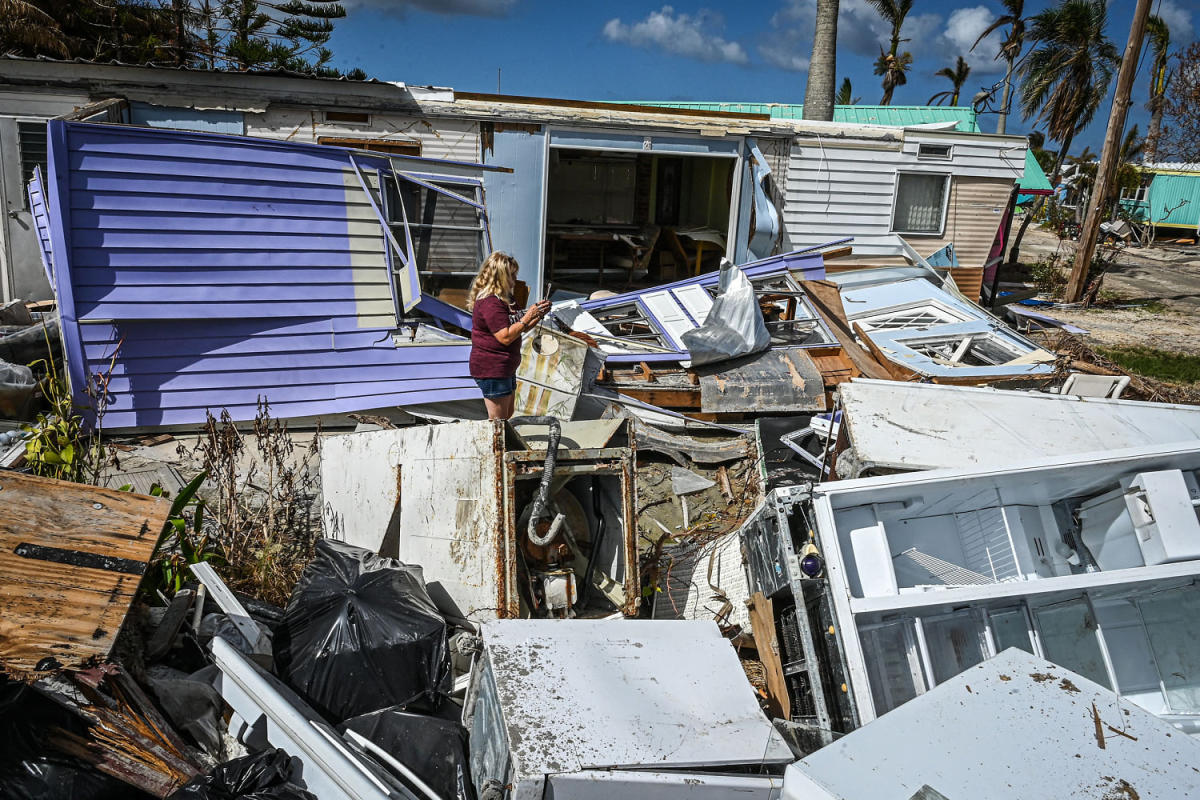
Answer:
[{"xmin": 0, "ymin": 471, "xmax": 169, "ymax": 677}]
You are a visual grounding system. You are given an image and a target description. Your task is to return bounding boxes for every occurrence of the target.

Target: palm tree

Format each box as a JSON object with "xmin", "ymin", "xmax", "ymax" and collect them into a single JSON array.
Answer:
[
  {"xmin": 0, "ymin": 0, "xmax": 71, "ymax": 57},
  {"xmin": 1144, "ymin": 15, "xmax": 1170, "ymax": 162},
  {"xmin": 868, "ymin": 0, "xmax": 914, "ymax": 105},
  {"xmin": 1006, "ymin": 0, "xmax": 1119, "ymax": 266},
  {"xmin": 803, "ymin": 0, "xmax": 839, "ymax": 121},
  {"xmin": 928, "ymin": 56, "xmax": 971, "ymax": 105},
  {"xmin": 971, "ymin": 0, "xmax": 1025, "ymax": 135},
  {"xmin": 836, "ymin": 77, "xmax": 861, "ymax": 105}
]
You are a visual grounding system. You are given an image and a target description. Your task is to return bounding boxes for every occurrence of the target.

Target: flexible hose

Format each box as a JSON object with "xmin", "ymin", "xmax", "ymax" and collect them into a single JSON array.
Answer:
[{"xmin": 510, "ymin": 415, "xmax": 565, "ymax": 547}]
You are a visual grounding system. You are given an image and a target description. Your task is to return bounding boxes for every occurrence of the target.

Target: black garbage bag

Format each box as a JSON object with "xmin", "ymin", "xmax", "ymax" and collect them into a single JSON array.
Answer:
[
  {"xmin": 0, "ymin": 758, "xmax": 146, "ymax": 800},
  {"xmin": 273, "ymin": 540, "xmax": 450, "ymax": 723},
  {"xmin": 168, "ymin": 749, "xmax": 315, "ymax": 800},
  {"xmin": 340, "ymin": 706, "xmax": 475, "ymax": 800}
]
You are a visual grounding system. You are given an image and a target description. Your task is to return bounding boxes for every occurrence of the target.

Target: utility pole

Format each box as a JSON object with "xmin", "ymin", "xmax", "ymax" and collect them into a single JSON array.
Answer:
[{"xmin": 1064, "ymin": 0, "xmax": 1153, "ymax": 303}]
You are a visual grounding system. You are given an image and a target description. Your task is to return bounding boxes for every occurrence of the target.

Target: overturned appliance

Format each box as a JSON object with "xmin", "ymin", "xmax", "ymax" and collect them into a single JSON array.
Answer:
[
  {"xmin": 832, "ymin": 378, "xmax": 1200, "ymax": 478},
  {"xmin": 783, "ymin": 648, "xmax": 1200, "ymax": 799},
  {"xmin": 463, "ymin": 620, "xmax": 793, "ymax": 799},
  {"xmin": 743, "ymin": 442, "xmax": 1200, "ymax": 735},
  {"xmin": 322, "ymin": 418, "xmax": 637, "ymax": 623}
]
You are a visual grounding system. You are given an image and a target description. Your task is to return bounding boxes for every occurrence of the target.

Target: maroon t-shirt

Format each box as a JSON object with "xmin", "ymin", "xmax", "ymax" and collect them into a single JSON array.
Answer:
[{"xmin": 470, "ymin": 295, "xmax": 523, "ymax": 378}]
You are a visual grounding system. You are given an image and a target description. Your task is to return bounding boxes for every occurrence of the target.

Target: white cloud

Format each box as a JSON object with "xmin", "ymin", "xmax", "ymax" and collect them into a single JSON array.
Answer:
[
  {"xmin": 603, "ymin": 6, "xmax": 749, "ymax": 65},
  {"xmin": 1156, "ymin": 0, "xmax": 1196, "ymax": 43},
  {"xmin": 342, "ymin": 0, "xmax": 517, "ymax": 16},
  {"xmin": 943, "ymin": 5, "xmax": 1005, "ymax": 74}
]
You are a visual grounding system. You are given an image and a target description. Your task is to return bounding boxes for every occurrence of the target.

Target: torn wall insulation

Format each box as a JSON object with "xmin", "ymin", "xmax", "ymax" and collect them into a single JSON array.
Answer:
[{"xmin": 41, "ymin": 120, "xmax": 497, "ymax": 429}]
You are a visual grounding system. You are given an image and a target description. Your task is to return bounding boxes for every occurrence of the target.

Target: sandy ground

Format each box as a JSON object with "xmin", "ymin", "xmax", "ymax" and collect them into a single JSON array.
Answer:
[{"xmin": 1013, "ymin": 227, "xmax": 1200, "ymax": 356}]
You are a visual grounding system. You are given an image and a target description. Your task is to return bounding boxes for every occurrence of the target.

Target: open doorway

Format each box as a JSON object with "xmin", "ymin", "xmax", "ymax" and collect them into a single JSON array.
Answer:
[{"xmin": 544, "ymin": 147, "xmax": 735, "ymax": 296}]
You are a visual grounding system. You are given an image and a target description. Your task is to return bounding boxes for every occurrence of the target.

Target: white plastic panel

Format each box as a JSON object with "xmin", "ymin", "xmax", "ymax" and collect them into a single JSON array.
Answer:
[{"xmin": 641, "ymin": 290, "xmax": 695, "ymax": 350}]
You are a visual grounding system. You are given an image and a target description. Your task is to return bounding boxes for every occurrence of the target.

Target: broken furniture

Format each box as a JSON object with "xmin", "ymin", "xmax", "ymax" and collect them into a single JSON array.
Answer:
[
  {"xmin": 1057, "ymin": 372, "xmax": 1132, "ymax": 399},
  {"xmin": 783, "ymin": 648, "xmax": 1200, "ymax": 800},
  {"xmin": 463, "ymin": 619, "xmax": 793, "ymax": 799},
  {"xmin": 0, "ymin": 471, "xmax": 169, "ymax": 678},
  {"xmin": 802, "ymin": 442, "xmax": 1200, "ymax": 730},
  {"xmin": 321, "ymin": 418, "xmax": 638, "ymax": 622}
]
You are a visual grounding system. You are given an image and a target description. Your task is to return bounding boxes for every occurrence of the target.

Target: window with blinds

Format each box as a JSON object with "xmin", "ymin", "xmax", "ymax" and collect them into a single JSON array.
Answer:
[
  {"xmin": 18, "ymin": 121, "xmax": 48, "ymax": 208},
  {"xmin": 891, "ymin": 173, "xmax": 950, "ymax": 235}
]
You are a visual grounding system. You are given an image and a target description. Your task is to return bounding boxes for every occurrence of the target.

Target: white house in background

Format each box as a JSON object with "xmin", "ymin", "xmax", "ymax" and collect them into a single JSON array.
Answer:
[{"xmin": 0, "ymin": 57, "xmax": 1027, "ymax": 304}]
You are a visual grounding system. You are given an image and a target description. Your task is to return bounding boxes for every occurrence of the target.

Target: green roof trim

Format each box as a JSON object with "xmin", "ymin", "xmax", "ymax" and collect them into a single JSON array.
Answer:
[
  {"xmin": 1019, "ymin": 149, "xmax": 1051, "ymax": 193},
  {"xmin": 621, "ymin": 102, "xmax": 981, "ymax": 132}
]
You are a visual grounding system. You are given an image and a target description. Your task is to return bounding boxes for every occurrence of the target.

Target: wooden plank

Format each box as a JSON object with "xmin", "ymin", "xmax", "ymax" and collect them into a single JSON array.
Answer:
[
  {"xmin": 0, "ymin": 472, "xmax": 170, "ymax": 677},
  {"xmin": 746, "ymin": 592, "xmax": 790, "ymax": 720}
]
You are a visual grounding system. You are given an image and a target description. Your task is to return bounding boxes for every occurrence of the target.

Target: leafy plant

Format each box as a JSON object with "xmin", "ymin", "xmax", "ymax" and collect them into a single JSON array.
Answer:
[
  {"xmin": 143, "ymin": 471, "xmax": 226, "ymax": 597},
  {"xmin": 22, "ymin": 356, "xmax": 98, "ymax": 483},
  {"xmin": 1031, "ymin": 254, "xmax": 1068, "ymax": 296}
]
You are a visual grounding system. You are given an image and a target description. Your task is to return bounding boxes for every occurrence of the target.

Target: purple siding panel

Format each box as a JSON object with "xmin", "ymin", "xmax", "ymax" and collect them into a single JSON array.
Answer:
[
  {"xmin": 47, "ymin": 121, "xmax": 481, "ymax": 429},
  {"xmin": 28, "ymin": 167, "xmax": 55, "ymax": 286}
]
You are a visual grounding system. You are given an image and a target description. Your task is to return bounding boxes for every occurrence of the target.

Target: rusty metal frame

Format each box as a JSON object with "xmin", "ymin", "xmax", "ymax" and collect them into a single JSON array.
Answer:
[{"xmin": 501, "ymin": 445, "xmax": 640, "ymax": 618}]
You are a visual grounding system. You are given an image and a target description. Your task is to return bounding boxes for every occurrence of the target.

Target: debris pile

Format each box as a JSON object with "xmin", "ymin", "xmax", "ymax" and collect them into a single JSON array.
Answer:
[{"xmin": 5, "ymin": 120, "xmax": 1200, "ymax": 799}]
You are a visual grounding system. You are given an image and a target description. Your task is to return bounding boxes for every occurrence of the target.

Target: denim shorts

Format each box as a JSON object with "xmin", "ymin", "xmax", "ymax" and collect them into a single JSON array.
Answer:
[{"xmin": 475, "ymin": 376, "xmax": 516, "ymax": 399}]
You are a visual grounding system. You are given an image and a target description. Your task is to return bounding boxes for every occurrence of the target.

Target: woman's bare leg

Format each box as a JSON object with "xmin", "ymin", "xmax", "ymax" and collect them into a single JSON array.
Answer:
[
  {"xmin": 501, "ymin": 393, "xmax": 516, "ymax": 419},
  {"xmin": 483, "ymin": 396, "xmax": 506, "ymax": 419}
]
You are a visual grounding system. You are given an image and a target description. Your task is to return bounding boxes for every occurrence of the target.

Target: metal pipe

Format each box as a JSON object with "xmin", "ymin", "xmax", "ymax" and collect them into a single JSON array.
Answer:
[{"xmin": 510, "ymin": 415, "xmax": 564, "ymax": 547}]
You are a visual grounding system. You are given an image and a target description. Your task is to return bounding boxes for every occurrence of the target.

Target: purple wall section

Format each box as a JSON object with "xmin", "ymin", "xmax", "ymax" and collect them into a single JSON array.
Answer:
[
  {"xmin": 27, "ymin": 167, "xmax": 55, "ymax": 286},
  {"xmin": 45, "ymin": 121, "xmax": 479, "ymax": 429}
]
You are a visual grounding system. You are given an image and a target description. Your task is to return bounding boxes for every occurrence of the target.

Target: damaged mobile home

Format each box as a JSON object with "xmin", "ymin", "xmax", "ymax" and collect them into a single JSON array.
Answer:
[
  {"xmin": 3, "ymin": 58, "xmax": 1033, "ymax": 307},
  {"xmin": 8, "ymin": 55, "xmax": 1200, "ymax": 800}
]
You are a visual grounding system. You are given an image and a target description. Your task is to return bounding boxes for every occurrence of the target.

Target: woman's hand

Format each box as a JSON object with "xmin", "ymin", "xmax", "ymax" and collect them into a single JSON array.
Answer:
[{"xmin": 522, "ymin": 299, "xmax": 552, "ymax": 326}]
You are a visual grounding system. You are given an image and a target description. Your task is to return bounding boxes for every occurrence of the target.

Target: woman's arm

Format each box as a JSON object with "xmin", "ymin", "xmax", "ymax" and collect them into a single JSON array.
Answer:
[{"xmin": 492, "ymin": 300, "xmax": 550, "ymax": 345}]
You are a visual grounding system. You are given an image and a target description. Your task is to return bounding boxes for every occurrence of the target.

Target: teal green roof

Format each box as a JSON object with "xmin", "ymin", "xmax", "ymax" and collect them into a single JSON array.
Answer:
[
  {"xmin": 623, "ymin": 102, "xmax": 981, "ymax": 132},
  {"xmin": 1147, "ymin": 173, "xmax": 1200, "ymax": 228},
  {"xmin": 1019, "ymin": 149, "xmax": 1052, "ymax": 193}
]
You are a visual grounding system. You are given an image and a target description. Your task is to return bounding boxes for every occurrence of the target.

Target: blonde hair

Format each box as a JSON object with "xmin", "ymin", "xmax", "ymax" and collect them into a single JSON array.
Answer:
[{"xmin": 467, "ymin": 251, "xmax": 519, "ymax": 310}]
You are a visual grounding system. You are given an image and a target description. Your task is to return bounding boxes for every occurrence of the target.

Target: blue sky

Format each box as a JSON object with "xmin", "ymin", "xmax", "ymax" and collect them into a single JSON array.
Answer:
[{"xmin": 326, "ymin": 0, "xmax": 1196, "ymax": 154}]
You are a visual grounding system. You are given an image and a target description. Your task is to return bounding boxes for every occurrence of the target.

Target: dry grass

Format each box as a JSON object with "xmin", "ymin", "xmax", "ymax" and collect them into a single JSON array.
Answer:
[{"xmin": 181, "ymin": 402, "xmax": 322, "ymax": 606}]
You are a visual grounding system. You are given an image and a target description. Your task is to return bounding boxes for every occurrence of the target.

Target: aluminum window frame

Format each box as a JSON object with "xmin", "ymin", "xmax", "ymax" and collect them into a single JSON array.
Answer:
[{"xmin": 890, "ymin": 171, "xmax": 952, "ymax": 237}]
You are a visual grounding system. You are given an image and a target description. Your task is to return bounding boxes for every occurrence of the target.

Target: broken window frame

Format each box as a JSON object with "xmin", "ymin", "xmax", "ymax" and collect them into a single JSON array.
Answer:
[
  {"xmin": 349, "ymin": 153, "xmax": 492, "ymax": 340},
  {"xmin": 849, "ymin": 299, "xmax": 974, "ymax": 334},
  {"xmin": 588, "ymin": 300, "xmax": 676, "ymax": 350},
  {"xmin": 899, "ymin": 329, "xmax": 1030, "ymax": 367}
]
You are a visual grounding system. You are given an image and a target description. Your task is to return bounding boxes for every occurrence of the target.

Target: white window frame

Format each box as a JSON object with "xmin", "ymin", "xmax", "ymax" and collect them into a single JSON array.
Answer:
[
  {"xmin": 890, "ymin": 172, "xmax": 952, "ymax": 237},
  {"xmin": 916, "ymin": 142, "xmax": 953, "ymax": 160}
]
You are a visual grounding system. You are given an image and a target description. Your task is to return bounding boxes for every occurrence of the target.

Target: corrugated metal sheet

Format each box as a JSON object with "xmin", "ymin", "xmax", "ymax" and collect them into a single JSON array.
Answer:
[
  {"xmin": 625, "ymin": 102, "xmax": 981, "ymax": 131},
  {"xmin": 45, "ymin": 120, "xmax": 481, "ymax": 429},
  {"xmin": 1147, "ymin": 173, "xmax": 1200, "ymax": 228}
]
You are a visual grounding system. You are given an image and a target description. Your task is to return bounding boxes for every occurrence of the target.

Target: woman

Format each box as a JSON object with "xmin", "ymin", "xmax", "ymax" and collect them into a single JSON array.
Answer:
[{"xmin": 467, "ymin": 252, "xmax": 551, "ymax": 419}]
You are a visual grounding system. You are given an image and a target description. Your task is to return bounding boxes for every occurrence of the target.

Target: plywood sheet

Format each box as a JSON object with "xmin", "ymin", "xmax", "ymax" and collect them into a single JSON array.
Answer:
[{"xmin": 0, "ymin": 471, "xmax": 169, "ymax": 677}]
